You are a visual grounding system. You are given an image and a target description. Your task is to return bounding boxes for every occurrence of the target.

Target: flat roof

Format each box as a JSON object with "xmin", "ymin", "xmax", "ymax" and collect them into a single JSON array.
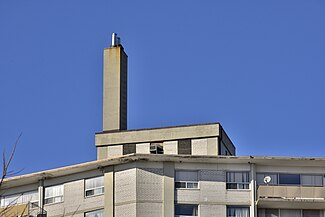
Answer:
[{"xmin": 3, "ymin": 154, "xmax": 325, "ymax": 189}]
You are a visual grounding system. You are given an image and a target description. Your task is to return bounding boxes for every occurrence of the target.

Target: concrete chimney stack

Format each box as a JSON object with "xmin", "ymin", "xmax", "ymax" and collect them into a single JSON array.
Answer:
[{"xmin": 103, "ymin": 33, "xmax": 127, "ymax": 131}]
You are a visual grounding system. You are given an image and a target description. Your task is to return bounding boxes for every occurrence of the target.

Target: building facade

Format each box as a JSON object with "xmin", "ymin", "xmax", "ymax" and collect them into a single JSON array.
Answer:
[{"xmin": 1, "ymin": 34, "xmax": 325, "ymax": 217}]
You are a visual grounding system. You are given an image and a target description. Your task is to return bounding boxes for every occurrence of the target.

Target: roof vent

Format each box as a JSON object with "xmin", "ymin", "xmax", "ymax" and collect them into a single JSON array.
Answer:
[{"xmin": 111, "ymin": 33, "xmax": 121, "ymax": 47}]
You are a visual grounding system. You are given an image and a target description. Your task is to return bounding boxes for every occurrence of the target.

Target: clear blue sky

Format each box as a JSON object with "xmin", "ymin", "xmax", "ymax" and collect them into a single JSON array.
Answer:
[{"xmin": 0, "ymin": 0, "xmax": 324, "ymax": 175}]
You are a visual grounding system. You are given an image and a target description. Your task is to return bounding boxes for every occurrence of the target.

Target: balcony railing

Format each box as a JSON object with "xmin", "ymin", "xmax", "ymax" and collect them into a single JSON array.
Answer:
[
  {"xmin": 257, "ymin": 185, "xmax": 325, "ymax": 209},
  {"xmin": 258, "ymin": 185, "xmax": 325, "ymax": 199},
  {"xmin": 0, "ymin": 203, "xmax": 30, "ymax": 216}
]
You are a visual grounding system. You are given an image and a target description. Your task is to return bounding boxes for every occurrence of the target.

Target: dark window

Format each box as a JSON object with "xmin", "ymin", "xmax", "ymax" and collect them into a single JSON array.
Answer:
[
  {"xmin": 279, "ymin": 174, "xmax": 300, "ymax": 185},
  {"xmin": 150, "ymin": 143, "xmax": 164, "ymax": 154},
  {"xmin": 226, "ymin": 172, "xmax": 250, "ymax": 189},
  {"xmin": 123, "ymin": 144, "xmax": 136, "ymax": 155},
  {"xmin": 178, "ymin": 139, "xmax": 191, "ymax": 155},
  {"xmin": 258, "ymin": 209, "xmax": 279, "ymax": 217},
  {"xmin": 227, "ymin": 207, "xmax": 249, "ymax": 217},
  {"xmin": 303, "ymin": 210, "xmax": 323, "ymax": 217},
  {"xmin": 175, "ymin": 204, "xmax": 198, "ymax": 216}
]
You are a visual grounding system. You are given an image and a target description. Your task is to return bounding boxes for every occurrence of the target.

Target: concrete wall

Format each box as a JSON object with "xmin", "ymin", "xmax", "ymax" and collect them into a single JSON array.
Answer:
[
  {"xmin": 107, "ymin": 145, "xmax": 123, "ymax": 157},
  {"xmin": 96, "ymin": 123, "xmax": 220, "ymax": 147},
  {"xmin": 103, "ymin": 46, "xmax": 127, "ymax": 131},
  {"xmin": 136, "ymin": 143, "xmax": 150, "ymax": 154},
  {"xmin": 5, "ymin": 160, "xmax": 325, "ymax": 217},
  {"xmin": 192, "ymin": 138, "xmax": 218, "ymax": 155},
  {"xmin": 163, "ymin": 141, "xmax": 178, "ymax": 154}
]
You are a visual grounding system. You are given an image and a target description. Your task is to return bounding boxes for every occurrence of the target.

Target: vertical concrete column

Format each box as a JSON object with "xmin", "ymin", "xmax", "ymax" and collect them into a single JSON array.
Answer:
[
  {"xmin": 162, "ymin": 162, "xmax": 175, "ymax": 217},
  {"xmin": 38, "ymin": 179, "xmax": 44, "ymax": 214},
  {"xmin": 104, "ymin": 166, "xmax": 114, "ymax": 217},
  {"xmin": 103, "ymin": 44, "xmax": 128, "ymax": 132},
  {"xmin": 250, "ymin": 163, "xmax": 256, "ymax": 217}
]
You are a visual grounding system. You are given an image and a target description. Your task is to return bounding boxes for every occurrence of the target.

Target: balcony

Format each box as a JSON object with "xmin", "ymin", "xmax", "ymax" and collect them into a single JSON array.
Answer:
[
  {"xmin": 257, "ymin": 185, "xmax": 325, "ymax": 209},
  {"xmin": 0, "ymin": 203, "xmax": 29, "ymax": 216}
]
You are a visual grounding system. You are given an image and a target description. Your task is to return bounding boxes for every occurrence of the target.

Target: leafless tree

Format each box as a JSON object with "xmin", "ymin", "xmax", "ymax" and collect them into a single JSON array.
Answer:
[
  {"xmin": 0, "ymin": 133, "xmax": 22, "ymax": 216},
  {"xmin": 0, "ymin": 133, "xmax": 21, "ymax": 191}
]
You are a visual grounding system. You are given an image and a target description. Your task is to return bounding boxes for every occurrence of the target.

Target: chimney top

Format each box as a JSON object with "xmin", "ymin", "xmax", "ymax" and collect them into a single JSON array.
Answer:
[{"xmin": 111, "ymin": 33, "xmax": 121, "ymax": 47}]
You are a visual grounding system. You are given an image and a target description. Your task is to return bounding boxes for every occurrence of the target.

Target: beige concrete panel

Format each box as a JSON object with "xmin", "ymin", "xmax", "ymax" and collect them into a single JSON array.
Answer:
[
  {"xmin": 225, "ymin": 190, "xmax": 251, "ymax": 204},
  {"xmin": 137, "ymin": 168, "xmax": 163, "ymax": 201},
  {"xmin": 207, "ymin": 137, "xmax": 218, "ymax": 155},
  {"xmin": 136, "ymin": 143, "xmax": 150, "ymax": 154},
  {"xmin": 96, "ymin": 123, "xmax": 220, "ymax": 146},
  {"xmin": 97, "ymin": 146, "xmax": 108, "ymax": 160},
  {"xmin": 137, "ymin": 202, "xmax": 162, "ymax": 217},
  {"xmin": 103, "ymin": 46, "xmax": 127, "ymax": 131},
  {"xmin": 104, "ymin": 166, "xmax": 114, "ymax": 217},
  {"xmin": 200, "ymin": 204, "xmax": 225, "ymax": 217},
  {"xmin": 163, "ymin": 141, "xmax": 178, "ymax": 154},
  {"xmin": 192, "ymin": 138, "xmax": 208, "ymax": 155},
  {"xmin": 199, "ymin": 181, "xmax": 226, "ymax": 203},
  {"xmin": 163, "ymin": 162, "xmax": 175, "ymax": 217},
  {"xmin": 103, "ymin": 47, "xmax": 121, "ymax": 131},
  {"xmin": 115, "ymin": 168, "xmax": 136, "ymax": 204},
  {"xmin": 107, "ymin": 145, "xmax": 123, "ymax": 157},
  {"xmin": 257, "ymin": 199, "xmax": 325, "ymax": 209},
  {"xmin": 115, "ymin": 203, "xmax": 136, "ymax": 217},
  {"xmin": 175, "ymin": 189, "xmax": 201, "ymax": 203}
]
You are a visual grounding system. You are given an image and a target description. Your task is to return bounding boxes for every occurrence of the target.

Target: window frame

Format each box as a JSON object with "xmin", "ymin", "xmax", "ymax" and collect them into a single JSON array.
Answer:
[
  {"xmin": 175, "ymin": 204, "xmax": 198, "ymax": 217},
  {"xmin": 175, "ymin": 170, "xmax": 199, "ymax": 190},
  {"xmin": 227, "ymin": 206, "xmax": 250, "ymax": 217},
  {"xmin": 0, "ymin": 190, "xmax": 39, "ymax": 209},
  {"xmin": 257, "ymin": 173, "xmax": 324, "ymax": 187},
  {"xmin": 85, "ymin": 176, "xmax": 105, "ymax": 198},
  {"xmin": 226, "ymin": 171, "xmax": 250, "ymax": 190},
  {"xmin": 84, "ymin": 208, "xmax": 104, "ymax": 217},
  {"xmin": 44, "ymin": 184, "xmax": 64, "ymax": 205}
]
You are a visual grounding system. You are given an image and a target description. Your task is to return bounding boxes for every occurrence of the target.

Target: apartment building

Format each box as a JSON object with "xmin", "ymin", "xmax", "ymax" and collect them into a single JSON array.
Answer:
[{"xmin": 1, "ymin": 34, "xmax": 324, "ymax": 217}]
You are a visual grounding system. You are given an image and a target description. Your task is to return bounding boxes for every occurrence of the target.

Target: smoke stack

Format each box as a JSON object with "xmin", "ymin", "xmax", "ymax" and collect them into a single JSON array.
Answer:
[{"xmin": 103, "ymin": 33, "xmax": 127, "ymax": 131}]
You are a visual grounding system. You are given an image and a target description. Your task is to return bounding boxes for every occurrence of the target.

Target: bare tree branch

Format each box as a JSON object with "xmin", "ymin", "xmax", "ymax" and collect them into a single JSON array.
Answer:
[{"xmin": 0, "ymin": 133, "xmax": 22, "ymax": 216}]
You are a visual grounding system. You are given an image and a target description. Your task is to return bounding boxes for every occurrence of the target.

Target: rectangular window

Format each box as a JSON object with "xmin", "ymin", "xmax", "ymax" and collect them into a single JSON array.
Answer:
[
  {"xmin": 85, "ymin": 209, "xmax": 104, "ymax": 217},
  {"xmin": 256, "ymin": 173, "xmax": 278, "ymax": 185},
  {"xmin": 175, "ymin": 171, "xmax": 199, "ymax": 189},
  {"xmin": 175, "ymin": 204, "xmax": 198, "ymax": 217},
  {"xmin": 301, "ymin": 175, "xmax": 323, "ymax": 187},
  {"xmin": 150, "ymin": 143, "xmax": 164, "ymax": 154},
  {"xmin": 178, "ymin": 139, "xmax": 191, "ymax": 155},
  {"xmin": 226, "ymin": 172, "xmax": 249, "ymax": 189},
  {"xmin": 44, "ymin": 185, "xmax": 64, "ymax": 205},
  {"xmin": 279, "ymin": 174, "xmax": 300, "ymax": 185},
  {"xmin": 85, "ymin": 176, "xmax": 104, "ymax": 197},
  {"xmin": 123, "ymin": 143, "xmax": 136, "ymax": 155},
  {"xmin": 0, "ymin": 191, "xmax": 38, "ymax": 208},
  {"xmin": 22, "ymin": 191, "xmax": 39, "ymax": 208},
  {"xmin": 303, "ymin": 210, "xmax": 324, "ymax": 217},
  {"xmin": 258, "ymin": 209, "xmax": 324, "ymax": 217},
  {"xmin": 280, "ymin": 209, "xmax": 301, "ymax": 217},
  {"xmin": 258, "ymin": 209, "xmax": 279, "ymax": 217},
  {"xmin": 227, "ymin": 207, "xmax": 249, "ymax": 217}
]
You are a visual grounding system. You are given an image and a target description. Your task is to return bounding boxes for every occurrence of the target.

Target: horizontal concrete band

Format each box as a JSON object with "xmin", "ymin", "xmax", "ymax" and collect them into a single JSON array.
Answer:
[{"xmin": 96, "ymin": 123, "xmax": 220, "ymax": 146}]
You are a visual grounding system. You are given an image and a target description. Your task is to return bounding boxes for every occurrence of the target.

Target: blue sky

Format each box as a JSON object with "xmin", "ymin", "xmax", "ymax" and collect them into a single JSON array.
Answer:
[{"xmin": 0, "ymin": 0, "xmax": 324, "ymax": 175}]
